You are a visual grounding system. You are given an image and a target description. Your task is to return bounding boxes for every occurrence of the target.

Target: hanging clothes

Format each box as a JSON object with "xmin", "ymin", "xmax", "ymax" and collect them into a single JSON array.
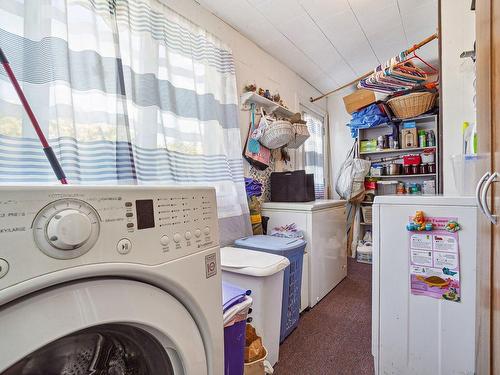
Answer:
[{"xmin": 358, "ymin": 52, "xmax": 433, "ymax": 94}]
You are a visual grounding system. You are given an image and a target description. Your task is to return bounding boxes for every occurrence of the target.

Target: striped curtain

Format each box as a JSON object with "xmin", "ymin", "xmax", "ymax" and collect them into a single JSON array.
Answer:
[
  {"xmin": 303, "ymin": 111, "xmax": 326, "ymax": 199},
  {"xmin": 0, "ymin": 0, "xmax": 251, "ymax": 245}
]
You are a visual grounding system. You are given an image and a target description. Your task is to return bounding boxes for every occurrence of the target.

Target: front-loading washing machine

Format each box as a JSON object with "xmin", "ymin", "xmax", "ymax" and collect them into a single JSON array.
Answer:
[{"xmin": 0, "ymin": 186, "xmax": 223, "ymax": 374}]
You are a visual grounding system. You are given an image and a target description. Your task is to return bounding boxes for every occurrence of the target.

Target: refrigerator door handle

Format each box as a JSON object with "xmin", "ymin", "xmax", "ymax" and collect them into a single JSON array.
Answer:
[
  {"xmin": 476, "ymin": 172, "xmax": 490, "ymax": 217},
  {"xmin": 480, "ymin": 172, "xmax": 498, "ymax": 225}
]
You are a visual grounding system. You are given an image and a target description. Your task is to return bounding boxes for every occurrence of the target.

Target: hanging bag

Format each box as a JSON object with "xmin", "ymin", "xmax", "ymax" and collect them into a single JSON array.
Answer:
[
  {"xmin": 243, "ymin": 110, "xmax": 271, "ymax": 170},
  {"xmin": 251, "ymin": 108, "xmax": 271, "ymax": 141},
  {"xmin": 335, "ymin": 142, "xmax": 371, "ymax": 201}
]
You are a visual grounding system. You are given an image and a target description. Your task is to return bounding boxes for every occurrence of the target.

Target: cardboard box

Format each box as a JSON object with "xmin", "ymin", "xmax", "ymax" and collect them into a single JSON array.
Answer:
[
  {"xmin": 343, "ymin": 89, "xmax": 376, "ymax": 114},
  {"xmin": 400, "ymin": 127, "xmax": 418, "ymax": 148}
]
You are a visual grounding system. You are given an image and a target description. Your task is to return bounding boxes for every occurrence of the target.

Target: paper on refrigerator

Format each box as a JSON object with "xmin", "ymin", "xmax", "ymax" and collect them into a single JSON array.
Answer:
[{"xmin": 409, "ymin": 217, "xmax": 461, "ymax": 302}]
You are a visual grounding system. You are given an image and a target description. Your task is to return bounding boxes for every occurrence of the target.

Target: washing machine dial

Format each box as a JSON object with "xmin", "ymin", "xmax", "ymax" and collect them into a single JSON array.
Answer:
[
  {"xmin": 33, "ymin": 199, "xmax": 100, "ymax": 259},
  {"xmin": 46, "ymin": 209, "xmax": 92, "ymax": 250}
]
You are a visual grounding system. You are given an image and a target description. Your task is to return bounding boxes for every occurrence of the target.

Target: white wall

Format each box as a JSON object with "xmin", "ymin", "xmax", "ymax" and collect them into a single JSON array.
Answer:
[
  {"xmin": 327, "ymin": 86, "xmax": 357, "ymax": 198},
  {"xmin": 159, "ymin": 0, "xmax": 327, "ymax": 154},
  {"xmin": 441, "ymin": 0, "xmax": 476, "ymax": 194}
]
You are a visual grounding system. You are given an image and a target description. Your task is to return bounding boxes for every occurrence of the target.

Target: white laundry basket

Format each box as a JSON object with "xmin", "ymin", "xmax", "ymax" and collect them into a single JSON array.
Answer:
[{"xmin": 220, "ymin": 247, "xmax": 289, "ymax": 367}]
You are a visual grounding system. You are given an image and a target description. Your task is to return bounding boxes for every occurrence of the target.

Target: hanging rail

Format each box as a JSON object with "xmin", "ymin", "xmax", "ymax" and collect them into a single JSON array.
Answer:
[{"xmin": 310, "ymin": 33, "xmax": 439, "ymax": 103}]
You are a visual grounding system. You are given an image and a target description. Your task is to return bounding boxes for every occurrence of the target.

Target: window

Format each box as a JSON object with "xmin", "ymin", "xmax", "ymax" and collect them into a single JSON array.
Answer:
[
  {"xmin": 302, "ymin": 109, "xmax": 326, "ymax": 199},
  {"xmin": 0, "ymin": 0, "xmax": 251, "ymax": 245}
]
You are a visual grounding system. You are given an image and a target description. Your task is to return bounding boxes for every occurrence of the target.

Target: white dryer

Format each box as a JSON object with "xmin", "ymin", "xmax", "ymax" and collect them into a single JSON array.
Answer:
[{"xmin": 0, "ymin": 186, "xmax": 223, "ymax": 375}]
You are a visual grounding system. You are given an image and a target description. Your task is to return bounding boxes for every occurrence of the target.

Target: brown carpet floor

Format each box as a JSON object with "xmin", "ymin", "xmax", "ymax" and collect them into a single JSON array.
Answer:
[{"xmin": 274, "ymin": 258, "xmax": 374, "ymax": 375}]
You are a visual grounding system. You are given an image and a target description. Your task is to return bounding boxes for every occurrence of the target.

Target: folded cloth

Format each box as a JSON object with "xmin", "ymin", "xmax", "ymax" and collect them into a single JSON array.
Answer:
[
  {"xmin": 244, "ymin": 177, "xmax": 263, "ymax": 197},
  {"xmin": 348, "ymin": 103, "xmax": 389, "ymax": 138}
]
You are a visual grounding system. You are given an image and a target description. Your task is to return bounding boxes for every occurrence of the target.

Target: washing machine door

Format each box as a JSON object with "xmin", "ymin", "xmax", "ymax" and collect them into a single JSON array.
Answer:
[{"xmin": 0, "ymin": 279, "xmax": 209, "ymax": 374}]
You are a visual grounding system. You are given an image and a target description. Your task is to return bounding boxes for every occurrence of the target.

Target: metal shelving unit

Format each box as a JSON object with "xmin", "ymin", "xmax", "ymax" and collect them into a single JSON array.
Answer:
[{"xmin": 356, "ymin": 114, "xmax": 440, "ymax": 239}]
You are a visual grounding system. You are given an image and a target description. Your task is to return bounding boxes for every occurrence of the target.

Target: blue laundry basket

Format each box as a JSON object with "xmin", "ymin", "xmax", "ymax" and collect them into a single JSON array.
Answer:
[{"xmin": 234, "ymin": 235, "xmax": 306, "ymax": 342}]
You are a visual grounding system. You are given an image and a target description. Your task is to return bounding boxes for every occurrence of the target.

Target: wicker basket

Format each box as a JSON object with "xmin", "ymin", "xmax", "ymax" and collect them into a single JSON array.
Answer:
[
  {"xmin": 386, "ymin": 91, "xmax": 436, "ymax": 119},
  {"xmin": 287, "ymin": 123, "xmax": 310, "ymax": 149},
  {"xmin": 361, "ymin": 205, "xmax": 372, "ymax": 224},
  {"xmin": 259, "ymin": 120, "xmax": 293, "ymax": 149}
]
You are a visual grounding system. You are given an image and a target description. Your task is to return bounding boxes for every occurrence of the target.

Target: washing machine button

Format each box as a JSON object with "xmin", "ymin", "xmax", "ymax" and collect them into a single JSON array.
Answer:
[
  {"xmin": 0, "ymin": 259, "xmax": 9, "ymax": 279},
  {"xmin": 195, "ymin": 229, "xmax": 202, "ymax": 238},
  {"xmin": 160, "ymin": 235, "xmax": 170, "ymax": 246},
  {"xmin": 173, "ymin": 233, "xmax": 182, "ymax": 243},
  {"xmin": 203, "ymin": 227, "xmax": 210, "ymax": 235},
  {"xmin": 185, "ymin": 231, "xmax": 192, "ymax": 240},
  {"xmin": 117, "ymin": 238, "xmax": 132, "ymax": 254}
]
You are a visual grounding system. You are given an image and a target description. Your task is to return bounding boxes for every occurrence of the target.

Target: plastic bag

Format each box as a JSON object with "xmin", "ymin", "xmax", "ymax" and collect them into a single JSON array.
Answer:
[
  {"xmin": 251, "ymin": 108, "xmax": 270, "ymax": 141},
  {"xmin": 335, "ymin": 142, "xmax": 371, "ymax": 200}
]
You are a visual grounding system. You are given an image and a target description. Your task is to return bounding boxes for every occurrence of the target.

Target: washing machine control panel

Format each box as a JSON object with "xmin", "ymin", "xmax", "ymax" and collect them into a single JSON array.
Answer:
[{"xmin": 0, "ymin": 186, "xmax": 219, "ymax": 286}]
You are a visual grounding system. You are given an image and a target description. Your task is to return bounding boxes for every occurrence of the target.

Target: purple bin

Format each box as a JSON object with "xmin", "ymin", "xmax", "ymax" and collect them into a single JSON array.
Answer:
[{"xmin": 223, "ymin": 282, "xmax": 252, "ymax": 375}]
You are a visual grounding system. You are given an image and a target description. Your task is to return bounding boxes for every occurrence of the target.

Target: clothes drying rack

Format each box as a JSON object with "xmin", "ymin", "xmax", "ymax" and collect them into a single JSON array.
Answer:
[
  {"xmin": 310, "ymin": 33, "xmax": 439, "ymax": 103},
  {"xmin": 0, "ymin": 47, "xmax": 67, "ymax": 184}
]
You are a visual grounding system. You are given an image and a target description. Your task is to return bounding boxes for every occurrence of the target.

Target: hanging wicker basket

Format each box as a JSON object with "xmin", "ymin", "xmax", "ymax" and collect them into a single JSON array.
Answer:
[
  {"xmin": 259, "ymin": 120, "xmax": 293, "ymax": 149},
  {"xmin": 287, "ymin": 123, "xmax": 310, "ymax": 149},
  {"xmin": 386, "ymin": 91, "xmax": 436, "ymax": 119}
]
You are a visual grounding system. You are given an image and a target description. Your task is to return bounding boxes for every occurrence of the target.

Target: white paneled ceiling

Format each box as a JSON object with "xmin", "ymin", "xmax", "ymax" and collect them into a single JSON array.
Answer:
[{"xmin": 196, "ymin": 0, "xmax": 438, "ymax": 94}]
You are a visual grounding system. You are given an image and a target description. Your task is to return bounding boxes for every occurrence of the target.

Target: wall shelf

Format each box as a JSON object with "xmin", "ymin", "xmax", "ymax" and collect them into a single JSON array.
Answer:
[{"xmin": 240, "ymin": 91, "xmax": 294, "ymax": 118}]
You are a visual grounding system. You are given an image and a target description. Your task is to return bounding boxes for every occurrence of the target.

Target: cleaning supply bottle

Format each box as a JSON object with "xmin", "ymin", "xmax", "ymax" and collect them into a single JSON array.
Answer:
[
  {"xmin": 418, "ymin": 130, "xmax": 427, "ymax": 148},
  {"xmin": 462, "ymin": 122, "xmax": 477, "ymax": 154},
  {"xmin": 427, "ymin": 130, "xmax": 436, "ymax": 147}
]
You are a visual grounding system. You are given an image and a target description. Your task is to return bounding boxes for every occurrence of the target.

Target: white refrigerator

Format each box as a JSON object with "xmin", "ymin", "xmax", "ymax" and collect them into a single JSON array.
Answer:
[
  {"xmin": 372, "ymin": 195, "xmax": 483, "ymax": 375},
  {"xmin": 262, "ymin": 200, "xmax": 347, "ymax": 309}
]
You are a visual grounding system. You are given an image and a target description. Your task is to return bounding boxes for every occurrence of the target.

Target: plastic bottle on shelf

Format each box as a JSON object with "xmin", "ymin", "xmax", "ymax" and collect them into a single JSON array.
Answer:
[
  {"xmin": 427, "ymin": 130, "xmax": 436, "ymax": 147},
  {"xmin": 418, "ymin": 130, "xmax": 427, "ymax": 148}
]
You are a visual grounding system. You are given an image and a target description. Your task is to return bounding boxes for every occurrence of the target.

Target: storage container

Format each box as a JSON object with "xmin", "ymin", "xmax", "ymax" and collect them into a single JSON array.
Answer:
[
  {"xmin": 220, "ymin": 247, "xmax": 289, "ymax": 366},
  {"xmin": 270, "ymin": 170, "xmax": 315, "ymax": 202},
  {"xmin": 287, "ymin": 123, "xmax": 310, "ymax": 149},
  {"xmin": 423, "ymin": 180, "xmax": 436, "ymax": 195},
  {"xmin": 451, "ymin": 154, "xmax": 490, "ymax": 196},
  {"xmin": 403, "ymin": 154, "xmax": 421, "ymax": 165},
  {"xmin": 421, "ymin": 149, "xmax": 435, "ymax": 164},
  {"xmin": 376, "ymin": 180, "xmax": 398, "ymax": 195},
  {"xmin": 234, "ymin": 235, "xmax": 306, "ymax": 342},
  {"xmin": 343, "ymin": 89, "xmax": 377, "ymax": 114},
  {"xmin": 259, "ymin": 120, "xmax": 293, "ymax": 149},
  {"xmin": 223, "ymin": 283, "xmax": 253, "ymax": 375},
  {"xmin": 244, "ymin": 347, "xmax": 269, "ymax": 375},
  {"xmin": 356, "ymin": 241, "xmax": 372, "ymax": 264},
  {"xmin": 370, "ymin": 164, "xmax": 383, "ymax": 177},
  {"xmin": 360, "ymin": 139, "xmax": 377, "ymax": 153},
  {"xmin": 387, "ymin": 91, "xmax": 436, "ymax": 119},
  {"xmin": 361, "ymin": 205, "xmax": 372, "ymax": 224}
]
